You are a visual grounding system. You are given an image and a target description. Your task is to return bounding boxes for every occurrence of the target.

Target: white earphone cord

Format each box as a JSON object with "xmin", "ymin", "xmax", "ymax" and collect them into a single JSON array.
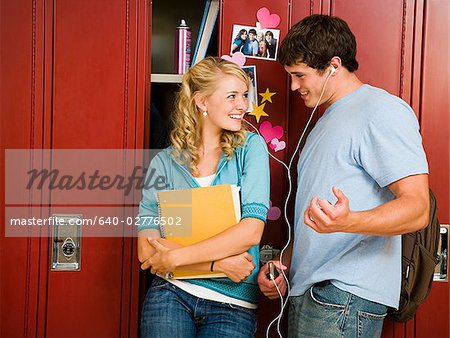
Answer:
[{"xmin": 243, "ymin": 68, "xmax": 334, "ymax": 338}]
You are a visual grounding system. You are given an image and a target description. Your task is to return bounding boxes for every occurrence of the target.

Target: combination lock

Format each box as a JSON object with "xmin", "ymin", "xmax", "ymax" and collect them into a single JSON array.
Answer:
[
  {"xmin": 51, "ymin": 214, "xmax": 82, "ymax": 271},
  {"xmin": 62, "ymin": 238, "xmax": 76, "ymax": 259}
]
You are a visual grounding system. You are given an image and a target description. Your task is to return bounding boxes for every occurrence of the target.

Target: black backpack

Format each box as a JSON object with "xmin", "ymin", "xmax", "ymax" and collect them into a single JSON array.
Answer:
[{"xmin": 388, "ymin": 189, "xmax": 440, "ymax": 322}]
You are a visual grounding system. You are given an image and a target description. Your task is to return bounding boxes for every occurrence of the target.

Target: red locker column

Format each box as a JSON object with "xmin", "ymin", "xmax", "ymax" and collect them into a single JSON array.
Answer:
[
  {"xmin": 1, "ymin": 0, "xmax": 149, "ymax": 336},
  {"xmin": 415, "ymin": 0, "xmax": 450, "ymax": 336},
  {"xmin": 43, "ymin": 1, "xmax": 147, "ymax": 337},
  {"xmin": 220, "ymin": 0, "xmax": 290, "ymax": 336},
  {"xmin": 1, "ymin": 0, "xmax": 45, "ymax": 336}
]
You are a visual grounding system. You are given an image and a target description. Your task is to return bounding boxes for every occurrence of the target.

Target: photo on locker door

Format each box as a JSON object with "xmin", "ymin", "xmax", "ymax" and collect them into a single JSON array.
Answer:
[
  {"xmin": 241, "ymin": 65, "xmax": 258, "ymax": 111},
  {"xmin": 231, "ymin": 24, "xmax": 280, "ymax": 60}
]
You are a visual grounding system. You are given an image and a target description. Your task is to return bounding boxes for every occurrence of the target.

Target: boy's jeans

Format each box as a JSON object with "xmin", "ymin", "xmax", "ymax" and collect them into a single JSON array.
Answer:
[{"xmin": 288, "ymin": 281, "xmax": 387, "ymax": 338}]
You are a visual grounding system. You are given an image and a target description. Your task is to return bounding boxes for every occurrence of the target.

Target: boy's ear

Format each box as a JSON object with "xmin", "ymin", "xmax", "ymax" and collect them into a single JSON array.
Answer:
[{"xmin": 193, "ymin": 93, "xmax": 207, "ymax": 112}]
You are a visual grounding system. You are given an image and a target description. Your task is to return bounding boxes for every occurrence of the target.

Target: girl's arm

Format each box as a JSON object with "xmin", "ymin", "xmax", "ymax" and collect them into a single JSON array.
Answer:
[
  {"xmin": 142, "ymin": 134, "xmax": 270, "ymax": 274},
  {"xmin": 138, "ymin": 229, "xmax": 256, "ymax": 282},
  {"xmin": 141, "ymin": 217, "xmax": 264, "ymax": 273}
]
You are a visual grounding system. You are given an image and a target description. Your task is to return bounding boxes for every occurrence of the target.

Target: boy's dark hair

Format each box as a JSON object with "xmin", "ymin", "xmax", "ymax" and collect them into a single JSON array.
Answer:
[
  {"xmin": 279, "ymin": 15, "xmax": 359, "ymax": 72},
  {"xmin": 248, "ymin": 28, "xmax": 257, "ymax": 35}
]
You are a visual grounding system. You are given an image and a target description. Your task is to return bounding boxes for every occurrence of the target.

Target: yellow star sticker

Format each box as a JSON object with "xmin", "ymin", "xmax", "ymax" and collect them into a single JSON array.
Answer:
[
  {"xmin": 259, "ymin": 88, "xmax": 276, "ymax": 103},
  {"xmin": 248, "ymin": 102, "xmax": 268, "ymax": 123}
]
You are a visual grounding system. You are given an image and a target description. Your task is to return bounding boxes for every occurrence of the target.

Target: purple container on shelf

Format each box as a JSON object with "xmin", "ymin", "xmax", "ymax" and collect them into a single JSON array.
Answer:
[{"xmin": 175, "ymin": 19, "xmax": 191, "ymax": 74}]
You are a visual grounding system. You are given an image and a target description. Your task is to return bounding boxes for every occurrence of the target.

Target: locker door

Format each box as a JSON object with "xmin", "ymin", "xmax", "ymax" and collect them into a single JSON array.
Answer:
[
  {"xmin": 1, "ymin": 1, "xmax": 44, "ymax": 336},
  {"xmin": 1, "ymin": 0, "xmax": 150, "ymax": 336},
  {"xmin": 290, "ymin": 1, "xmax": 449, "ymax": 337},
  {"xmin": 414, "ymin": 1, "xmax": 449, "ymax": 336},
  {"xmin": 220, "ymin": 1, "xmax": 291, "ymax": 336}
]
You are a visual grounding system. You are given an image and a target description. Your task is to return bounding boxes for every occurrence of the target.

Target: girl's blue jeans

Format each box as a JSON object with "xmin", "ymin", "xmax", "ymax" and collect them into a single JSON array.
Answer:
[{"xmin": 141, "ymin": 277, "xmax": 257, "ymax": 338}]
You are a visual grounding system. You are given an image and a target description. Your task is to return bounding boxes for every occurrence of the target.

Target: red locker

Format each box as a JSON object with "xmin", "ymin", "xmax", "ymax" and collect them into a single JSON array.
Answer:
[
  {"xmin": 1, "ymin": 0, "xmax": 150, "ymax": 336},
  {"xmin": 220, "ymin": 1, "xmax": 291, "ymax": 336}
]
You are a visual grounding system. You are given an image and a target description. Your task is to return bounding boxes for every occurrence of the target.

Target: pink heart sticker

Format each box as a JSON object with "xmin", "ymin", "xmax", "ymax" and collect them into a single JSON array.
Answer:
[
  {"xmin": 267, "ymin": 200, "xmax": 281, "ymax": 221},
  {"xmin": 221, "ymin": 52, "xmax": 246, "ymax": 67},
  {"xmin": 256, "ymin": 7, "xmax": 281, "ymax": 29},
  {"xmin": 259, "ymin": 121, "xmax": 284, "ymax": 143},
  {"xmin": 270, "ymin": 138, "xmax": 286, "ymax": 152}
]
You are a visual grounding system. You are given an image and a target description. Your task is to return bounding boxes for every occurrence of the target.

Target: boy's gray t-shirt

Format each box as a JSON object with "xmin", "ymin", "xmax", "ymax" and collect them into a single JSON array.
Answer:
[{"xmin": 291, "ymin": 84, "xmax": 428, "ymax": 308}]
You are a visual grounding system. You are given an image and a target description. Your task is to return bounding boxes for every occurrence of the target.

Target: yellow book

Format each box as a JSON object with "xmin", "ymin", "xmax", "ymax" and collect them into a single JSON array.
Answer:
[{"xmin": 157, "ymin": 184, "xmax": 241, "ymax": 279}]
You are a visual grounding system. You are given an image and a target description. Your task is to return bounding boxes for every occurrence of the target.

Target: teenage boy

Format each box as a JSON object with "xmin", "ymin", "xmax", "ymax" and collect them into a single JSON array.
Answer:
[{"xmin": 258, "ymin": 14, "xmax": 429, "ymax": 338}]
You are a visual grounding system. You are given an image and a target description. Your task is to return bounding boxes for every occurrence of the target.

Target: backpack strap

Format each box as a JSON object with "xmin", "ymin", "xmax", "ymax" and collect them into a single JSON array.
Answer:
[{"xmin": 388, "ymin": 188, "xmax": 440, "ymax": 322}]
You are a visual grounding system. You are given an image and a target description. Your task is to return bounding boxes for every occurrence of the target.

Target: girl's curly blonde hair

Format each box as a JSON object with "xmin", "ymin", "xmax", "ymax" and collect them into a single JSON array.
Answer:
[{"xmin": 170, "ymin": 57, "xmax": 250, "ymax": 175}]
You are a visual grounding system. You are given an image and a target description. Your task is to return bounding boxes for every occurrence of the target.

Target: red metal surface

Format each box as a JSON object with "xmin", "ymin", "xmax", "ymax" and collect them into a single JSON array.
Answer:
[
  {"xmin": 1, "ymin": 0, "xmax": 43, "ymax": 336},
  {"xmin": 1, "ymin": 0, "xmax": 148, "ymax": 336},
  {"xmin": 221, "ymin": 0, "xmax": 291, "ymax": 258},
  {"xmin": 220, "ymin": 1, "xmax": 290, "ymax": 336},
  {"xmin": 46, "ymin": 1, "xmax": 128, "ymax": 335},
  {"xmin": 332, "ymin": 0, "xmax": 405, "ymax": 97},
  {"xmin": 415, "ymin": 0, "xmax": 450, "ymax": 336}
]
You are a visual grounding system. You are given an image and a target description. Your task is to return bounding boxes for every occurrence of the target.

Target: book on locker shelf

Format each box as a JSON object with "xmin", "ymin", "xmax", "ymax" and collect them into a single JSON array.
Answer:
[
  {"xmin": 157, "ymin": 184, "xmax": 241, "ymax": 279},
  {"xmin": 191, "ymin": 0, "xmax": 220, "ymax": 66}
]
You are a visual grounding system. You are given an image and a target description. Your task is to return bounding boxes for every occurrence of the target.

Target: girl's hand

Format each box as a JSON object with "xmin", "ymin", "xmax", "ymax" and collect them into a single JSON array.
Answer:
[
  {"xmin": 215, "ymin": 252, "xmax": 255, "ymax": 283},
  {"xmin": 141, "ymin": 238, "xmax": 177, "ymax": 275}
]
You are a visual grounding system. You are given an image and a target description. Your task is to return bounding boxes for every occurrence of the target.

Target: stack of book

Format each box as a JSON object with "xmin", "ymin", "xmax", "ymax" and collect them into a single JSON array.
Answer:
[{"xmin": 157, "ymin": 184, "xmax": 241, "ymax": 279}]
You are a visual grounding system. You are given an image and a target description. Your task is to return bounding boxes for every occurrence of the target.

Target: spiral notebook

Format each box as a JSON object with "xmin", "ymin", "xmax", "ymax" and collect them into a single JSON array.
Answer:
[{"xmin": 157, "ymin": 184, "xmax": 241, "ymax": 279}]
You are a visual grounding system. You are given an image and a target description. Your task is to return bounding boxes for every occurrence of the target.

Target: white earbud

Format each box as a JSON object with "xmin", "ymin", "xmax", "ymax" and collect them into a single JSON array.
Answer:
[{"xmin": 330, "ymin": 65, "xmax": 336, "ymax": 74}]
